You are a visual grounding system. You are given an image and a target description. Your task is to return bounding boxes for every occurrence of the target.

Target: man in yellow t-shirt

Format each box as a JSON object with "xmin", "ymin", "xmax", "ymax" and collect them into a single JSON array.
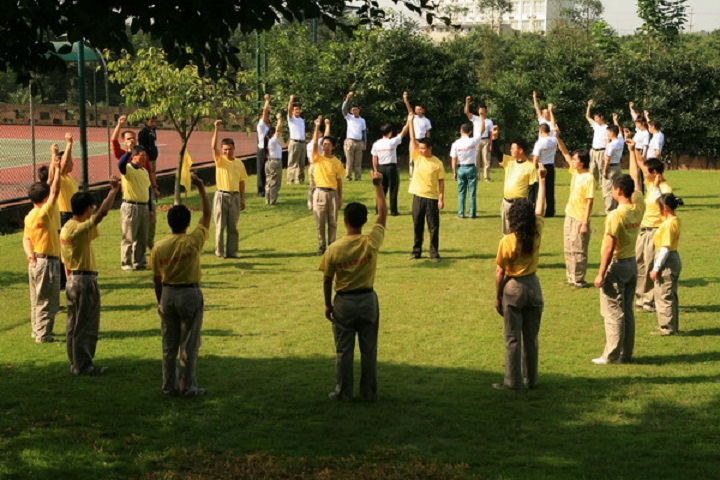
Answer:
[
  {"xmin": 151, "ymin": 173, "xmax": 210, "ymax": 397},
  {"xmin": 60, "ymin": 177, "xmax": 120, "ymax": 375},
  {"xmin": 592, "ymin": 149, "xmax": 646, "ymax": 365},
  {"xmin": 319, "ymin": 170, "xmax": 386, "ymax": 402},
  {"xmin": 630, "ymin": 150, "xmax": 672, "ymax": 312},
  {"xmin": 119, "ymin": 145, "xmax": 151, "ymax": 271},
  {"xmin": 48, "ymin": 137, "xmax": 78, "ymax": 290},
  {"xmin": 406, "ymin": 112, "xmax": 445, "ymax": 261},
  {"xmin": 211, "ymin": 119, "xmax": 247, "ymax": 258},
  {"xmin": 23, "ymin": 135, "xmax": 68, "ymax": 343},
  {"xmin": 500, "ymin": 139, "xmax": 538, "ymax": 235},
  {"xmin": 556, "ymin": 132, "xmax": 595, "ymax": 287},
  {"xmin": 310, "ymin": 116, "xmax": 345, "ymax": 255}
]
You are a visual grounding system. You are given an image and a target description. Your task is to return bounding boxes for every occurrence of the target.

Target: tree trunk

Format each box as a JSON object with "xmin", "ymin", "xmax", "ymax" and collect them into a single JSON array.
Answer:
[{"xmin": 174, "ymin": 139, "xmax": 187, "ymax": 205}]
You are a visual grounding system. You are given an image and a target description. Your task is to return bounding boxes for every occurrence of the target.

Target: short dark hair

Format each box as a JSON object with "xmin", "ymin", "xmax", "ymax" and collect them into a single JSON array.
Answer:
[
  {"xmin": 607, "ymin": 125, "xmax": 619, "ymax": 136},
  {"xmin": 645, "ymin": 158, "xmax": 664, "ymax": 175},
  {"xmin": 659, "ymin": 193, "xmax": 684, "ymax": 211},
  {"xmin": 572, "ymin": 149, "xmax": 591, "ymax": 169},
  {"xmin": 511, "ymin": 139, "xmax": 528, "ymax": 152},
  {"xmin": 28, "ymin": 182, "xmax": 50, "ymax": 204},
  {"xmin": 221, "ymin": 138, "xmax": 235, "ymax": 146},
  {"xmin": 613, "ymin": 174, "xmax": 634, "ymax": 198},
  {"xmin": 460, "ymin": 122, "xmax": 473, "ymax": 134},
  {"xmin": 415, "ymin": 103, "xmax": 425, "ymax": 110},
  {"xmin": 71, "ymin": 191, "xmax": 96, "ymax": 216},
  {"xmin": 634, "ymin": 117, "xmax": 648, "ymax": 128},
  {"xmin": 131, "ymin": 145, "xmax": 146, "ymax": 156},
  {"xmin": 477, "ymin": 103, "xmax": 488, "ymax": 110},
  {"xmin": 379, "ymin": 123, "xmax": 394, "ymax": 136},
  {"xmin": 37, "ymin": 165, "xmax": 49, "ymax": 184},
  {"xmin": 122, "ymin": 130, "xmax": 134, "ymax": 139},
  {"xmin": 322, "ymin": 136, "xmax": 336, "ymax": 147},
  {"xmin": 594, "ymin": 111, "xmax": 605, "ymax": 120},
  {"xmin": 344, "ymin": 202, "xmax": 368, "ymax": 229},
  {"xmin": 350, "ymin": 104, "xmax": 359, "ymax": 110},
  {"xmin": 418, "ymin": 137, "xmax": 433, "ymax": 149},
  {"xmin": 538, "ymin": 123, "xmax": 550, "ymax": 134},
  {"xmin": 167, "ymin": 205, "xmax": 191, "ymax": 233},
  {"xmin": 649, "ymin": 120, "xmax": 662, "ymax": 130}
]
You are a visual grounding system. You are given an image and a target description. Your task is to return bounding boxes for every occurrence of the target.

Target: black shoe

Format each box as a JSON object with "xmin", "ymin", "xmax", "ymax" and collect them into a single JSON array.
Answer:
[
  {"xmin": 318, "ymin": 247, "xmax": 326, "ymax": 256},
  {"xmin": 408, "ymin": 254, "xmax": 421, "ymax": 260},
  {"xmin": 390, "ymin": 211, "xmax": 399, "ymax": 216},
  {"xmin": 257, "ymin": 192, "xmax": 265, "ymax": 197}
]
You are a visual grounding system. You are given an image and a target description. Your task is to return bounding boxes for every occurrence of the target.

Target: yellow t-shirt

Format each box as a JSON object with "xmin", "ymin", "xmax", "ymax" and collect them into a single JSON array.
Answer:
[
  {"xmin": 312, "ymin": 152, "xmax": 345, "ymax": 189},
  {"xmin": 501, "ymin": 155, "xmax": 538, "ymax": 200},
  {"xmin": 565, "ymin": 168, "xmax": 595, "ymax": 221},
  {"xmin": 60, "ymin": 217, "xmax": 99, "ymax": 271},
  {"xmin": 318, "ymin": 224, "xmax": 385, "ymax": 292},
  {"xmin": 641, "ymin": 181, "xmax": 672, "ymax": 228},
  {"xmin": 24, "ymin": 201, "xmax": 61, "ymax": 256},
  {"xmin": 496, "ymin": 217, "xmax": 544, "ymax": 277},
  {"xmin": 58, "ymin": 175, "xmax": 79, "ymax": 213},
  {"xmin": 151, "ymin": 224, "xmax": 209, "ymax": 284},
  {"xmin": 215, "ymin": 155, "xmax": 248, "ymax": 192},
  {"xmin": 408, "ymin": 151, "xmax": 445, "ymax": 200},
  {"xmin": 602, "ymin": 191, "xmax": 646, "ymax": 259},
  {"xmin": 122, "ymin": 163, "xmax": 151, "ymax": 202},
  {"xmin": 654, "ymin": 216, "xmax": 680, "ymax": 251}
]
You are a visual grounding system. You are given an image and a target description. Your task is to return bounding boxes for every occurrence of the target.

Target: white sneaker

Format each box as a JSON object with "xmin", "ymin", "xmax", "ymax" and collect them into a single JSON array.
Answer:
[{"xmin": 591, "ymin": 357, "xmax": 609, "ymax": 365}]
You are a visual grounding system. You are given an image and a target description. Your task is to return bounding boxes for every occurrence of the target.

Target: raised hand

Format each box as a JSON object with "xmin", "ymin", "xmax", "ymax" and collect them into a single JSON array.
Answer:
[
  {"xmin": 118, "ymin": 115, "xmax": 127, "ymax": 126},
  {"xmin": 214, "ymin": 119, "xmax": 223, "ymax": 129},
  {"xmin": 109, "ymin": 175, "xmax": 120, "ymax": 190},
  {"xmin": 314, "ymin": 115, "xmax": 322, "ymax": 126}
]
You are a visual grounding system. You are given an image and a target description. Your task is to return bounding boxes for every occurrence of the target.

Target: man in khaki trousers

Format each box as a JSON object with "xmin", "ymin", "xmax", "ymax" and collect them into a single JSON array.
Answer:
[{"xmin": 341, "ymin": 91, "xmax": 366, "ymax": 181}]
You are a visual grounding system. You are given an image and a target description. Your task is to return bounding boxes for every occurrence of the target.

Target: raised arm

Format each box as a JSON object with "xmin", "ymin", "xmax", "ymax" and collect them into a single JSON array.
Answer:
[
  {"xmin": 555, "ymin": 129, "xmax": 572, "ymax": 165},
  {"xmin": 93, "ymin": 176, "xmax": 121, "ymax": 225},
  {"xmin": 323, "ymin": 118, "xmax": 331, "ymax": 138},
  {"xmin": 644, "ymin": 109, "xmax": 651, "ymax": 122},
  {"xmin": 287, "ymin": 95, "xmax": 295, "ymax": 117},
  {"xmin": 407, "ymin": 112, "xmax": 417, "ymax": 154},
  {"xmin": 312, "ymin": 116, "xmax": 322, "ymax": 155},
  {"xmin": 585, "ymin": 99, "xmax": 594, "ymax": 125},
  {"xmin": 627, "ymin": 142, "xmax": 641, "ymax": 193},
  {"xmin": 275, "ymin": 113, "xmax": 284, "ymax": 139},
  {"xmin": 399, "ymin": 120, "xmax": 410, "ymax": 138},
  {"xmin": 629, "ymin": 101, "xmax": 639, "ymax": 121},
  {"xmin": 111, "ymin": 115, "xmax": 126, "ymax": 142},
  {"xmin": 612, "ymin": 112, "xmax": 622, "ymax": 131},
  {"xmin": 535, "ymin": 167, "xmax": 547, "ymax": 217},
  {"xmin": 190, "ymin": 173, "xmax": 211, "ymax": 229},
  {"xmin": 403, "ymin": 91, "xmax": 413, "ymax": 115},
  {"xmin": 46, "ymin": 137, "xmax": 65, "ymax": 208},
  {"xmin": 48, "ymin": 143, "xmax": 59, "ymax": 184},
  {"xmin": 548, "ymin": 103, "xmax": 557, "ymax": 131},
  {"xmin": 371, "ymin": 170, "xmax": 386, "ymax": 227},
  {"xmin": 464, "ymin": 96, "xmax": 473, "ymax": 120},
  {"xmin": 342, "ymin": 91, "xmax": 353, "ymax": 117},
  {"xmin": 532, "ymin": 90, "xmax": 542, "ymax": 119},
  {"xmin": 211, "ymin": 119, "xmax": 222, "ymax": 160},
  {"xmin": 261, "ymin": 94, "xmax": 271, "ymax": 126}
]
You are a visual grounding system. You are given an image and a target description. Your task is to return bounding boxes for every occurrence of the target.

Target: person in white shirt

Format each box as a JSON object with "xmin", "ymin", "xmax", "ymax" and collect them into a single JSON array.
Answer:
[
  {"xmin": 533, "ymin": 90, "xmax": 556, "ymax": 138},
  {"xmin": 647, "ymin": 115, "xmax": 665, "ymax": 159},
  {"xmin": 286, "ymin": 95, "xmax": 307, "ymax": 184},
  {"xmin": 464, "ymin": 96, "xmax": 494, "ymax": 182},
  {"xmin": 450, "ymin": 122, "xmax": 482, "ymax": 218},
  {"xmin": 264, "ymin": 113, "xmax": 284, "ymax": 205},
  {"xmin": 403, "ymin": 92, "xmax": 431, "ymax": 178},
  {"xmin": 256, "ymin": 94, "xmax": 271, "ymax": 198},
  {"xmin": 371, "ymin": 121, "xmax": 409, "ymax": 216},
  {"xmin": 531, "ymin": 108, "xmax": 559, "ymax": 217},
  {"xmin": 342, "ymin": 91, "xmax": 367, "ymax": 181},
  {"xmin": 586, "ymin": 99, "xmax": 608, "ymax": 187},
  {"xmin": 602, "ymin": 122, "xmax": 624, "ymax": 213}
]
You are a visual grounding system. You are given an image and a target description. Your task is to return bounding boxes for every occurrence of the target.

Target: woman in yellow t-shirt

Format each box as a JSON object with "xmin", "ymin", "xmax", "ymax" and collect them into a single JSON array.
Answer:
[
  {"xmin": 649, "ymin": 192, "xmax": 684, "ymax": 335},
  {"xmin": 493, "ymin": 167, "xmax": 546, "ymax": 391}
]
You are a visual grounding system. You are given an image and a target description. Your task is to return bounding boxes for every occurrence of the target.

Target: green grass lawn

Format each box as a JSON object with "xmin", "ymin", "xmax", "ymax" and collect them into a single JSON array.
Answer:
[{"xmin": 1, "ymin": 168, "xmax": 719, "ymax": 479}]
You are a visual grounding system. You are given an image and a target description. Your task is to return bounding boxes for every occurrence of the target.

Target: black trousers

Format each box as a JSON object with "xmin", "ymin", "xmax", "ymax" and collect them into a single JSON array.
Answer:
[
  {"xmin": 529, "ymin": 164, "xmax": 556, "ymax": 217},
  {"xmin": 378, "ymin": 164, "xmax": 399, "ymax": 214},
  {"xmin": 256, "ymin": 148, "xmax": 266, "ymax": 194},
  {"xmin": 412, "ymin": 195, "xmax": 440, "ymax": 258}
]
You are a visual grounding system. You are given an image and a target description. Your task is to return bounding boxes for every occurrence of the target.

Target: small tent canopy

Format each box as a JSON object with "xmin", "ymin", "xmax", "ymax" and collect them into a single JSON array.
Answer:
[{"xmin": 49, "ymin": 41, "xmax": 102, "ymax": 62}]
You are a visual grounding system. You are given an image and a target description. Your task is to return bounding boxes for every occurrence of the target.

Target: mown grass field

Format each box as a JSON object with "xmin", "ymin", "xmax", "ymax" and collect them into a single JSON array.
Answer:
[{"xmin": 1, "ymin": 168, "xmax": 719, "ymax": 479}]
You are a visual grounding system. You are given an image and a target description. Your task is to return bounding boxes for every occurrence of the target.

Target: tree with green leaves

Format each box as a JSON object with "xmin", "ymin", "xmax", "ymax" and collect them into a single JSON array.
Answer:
[
  {"xmin": 107, "ymin": 48, "xmax": 253, "ymax": 205},
  {"xmin": 559, "ymin": 0, "xmax": 605, "ymax": 35},
  {"xmin": 637, "ymin": 0, "xmax": 688, "ymax": 43},
  {"xmin": 477, "ymin": 0, "xmax": 512, "ymax": 32}
]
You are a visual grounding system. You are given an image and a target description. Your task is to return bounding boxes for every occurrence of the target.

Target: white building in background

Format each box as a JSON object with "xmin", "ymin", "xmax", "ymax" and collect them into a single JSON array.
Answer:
[{"xmin": 425, "ymin": 0, "xmax": 573, "ymax": 35}]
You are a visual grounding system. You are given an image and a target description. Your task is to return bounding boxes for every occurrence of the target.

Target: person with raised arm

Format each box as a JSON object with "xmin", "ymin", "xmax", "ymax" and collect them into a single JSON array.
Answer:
[
  {"xmin": 601, "ymin": 119, "xmax": 624, "ymax": 214},
  {"xmin": 371, "ymin": 102, "xmax": 410, "ymax": 216},
  {"xmin": 342, "ymin": 91, "xmax": 367, "ymax": 181},
  {"xmin": 211, "ymin": 119, "xmax": 247, "ymax": 258},
  {"xmin": 464, "ymin": 96, "xmax": 494, "ymax": 182},
  {"xmin": 307, "ymin": 118, "xmax": 332, "ymax": 211},
  {"xmin": 585, "ymin": 99, "xmax": 608, "ymax": 187},
  {"xmin": 531, "ymin": 104, "xmax": 559, "ymax": 216},
  {"xmin": 151, "ymin": 173, "xmax": 211, "ymax": 397},
  {"xmin": 264, "ymin": 112, "xmax": 284, "ymax": 205},
  {"xmin": 255, "ymin": 94, "xmax": 272, "ymax": 198},
  {"xmin": 403, "ymin": 92, "xmax": 431, "ymax": 178},
  {"xmin": 646, "ymin": 110, "xmax": 665, "ymax": 160},
  {"xmin": 24, "ymin": 134, "xmax": 67, "ymax": 343},
  {"xmin": 61, "ymin": 176, "xmax": 121, "ymax": 375},
  {"xmin": 286, "ymin": 95, "xmax": 307, "ymax": 184},
  {"xmin": 311, "ymin": 116, "xmax": 345, "ymax": 255},
  {"xmin": 118, "ymin": 145, "xmax": 151, "ymax": 270},
  {"xmin": 591, "ymin": 145, "xmax": 645, "ymax": 365},
  {"xmin": 493, "ymin": 165, "xmax": 547, "ymax": 392},
  {"xmin": 319, "ymin": 170, "xmax": 387, "ymax": 402},
  {"xmin": 48, "ymin": 135, "xmax": 78, "ymax": 291},
  {"xmin": 556, "ymin": 127, "xmax": 595, "ymax": 288},
  {"xmin": 407, "ymin": 111, "xmax": 445, "ymax": 262},
  {"xmin": 450, "ymin": 121, "xmax": 481, "ymax": 219},
  {"xmin": 532, "ymin": 90, "xmax": 555, "ymax": 138}
]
